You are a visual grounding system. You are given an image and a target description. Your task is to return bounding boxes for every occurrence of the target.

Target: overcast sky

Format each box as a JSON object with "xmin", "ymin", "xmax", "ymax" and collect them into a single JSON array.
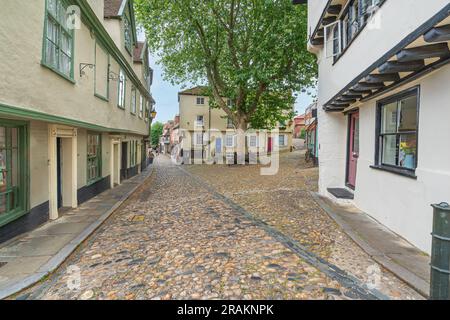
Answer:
[{"xmin": 149, "ymin": 58, "xmax": 317, "ymax": 124}]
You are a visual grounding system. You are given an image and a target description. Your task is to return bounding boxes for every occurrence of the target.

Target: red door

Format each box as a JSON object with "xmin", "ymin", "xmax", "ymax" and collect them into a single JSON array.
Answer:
[
  {"xmin": 268, "ymin": 137, "xmax": 273, "ymax": 153},
  {"xmin": 347, "ymin": 112, "xmax": 360, "ymax": 189}
]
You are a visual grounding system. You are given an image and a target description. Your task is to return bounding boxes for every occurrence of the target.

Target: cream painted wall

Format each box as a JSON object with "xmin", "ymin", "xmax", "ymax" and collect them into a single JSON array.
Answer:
[
  {"xmin": 310, "ymin": 0, "xmax": 450, "ymax": 252},
  {"xmin": 319, "ymin": 65, "xmax": 450, "ymax": 253},
  {"xmin": 179, "ymin": 94, "xmax": 293, "ymax": 153},
  {"xmin": 312, "ymin": 0, "xmax": 450, "ymax": 105},
  {"xmin": 87, "ymin": 0, "xmax": 105, "ymax": 21},
  {"xmin": 30, "ymin": 121, "xmax": 50, "ymax": 208},
  {"xmin": 0, "ymin": 1, "xmax": 149, "ymax": 136}
]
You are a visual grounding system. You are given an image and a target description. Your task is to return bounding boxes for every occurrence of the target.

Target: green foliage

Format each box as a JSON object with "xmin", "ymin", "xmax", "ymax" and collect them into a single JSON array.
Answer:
[
  {"xmin": 135, "ymin": 0, "xmax": 317, "ymax": 129},
  {"xmin": 300, "ymin": 128, "xmax": 306, "ymax": 140},
  {"xmin": 150, "ymin": 121, "xmax": 164, "ymax": 146}
]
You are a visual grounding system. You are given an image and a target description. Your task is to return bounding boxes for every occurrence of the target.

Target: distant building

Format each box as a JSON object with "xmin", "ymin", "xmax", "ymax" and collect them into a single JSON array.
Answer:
[
  {"xmin": 178, "ymin": 86, "xmax": 293, "ymax": 164},
  {"xmin": 293, "ymin": 115, "xmax": 306, "ymax": 138},
  {"xmin": 304, "ymin": 103, "xmax": 318, "ymax": 165}
]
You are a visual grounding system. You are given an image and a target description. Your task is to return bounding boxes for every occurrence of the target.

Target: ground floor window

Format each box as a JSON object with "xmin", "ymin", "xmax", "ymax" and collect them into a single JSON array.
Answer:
[
  {"xmin": 376, "ymin": 87, "xmax": 419, "ymax": 171},
  {"xmin": 279, "ymin": 134, "xmax": 286, "ymax": 147},
  {"xmin": 0, "ymin": 121, "xmax": 28, "ymax": 227},
  {"xmin": 87, "ymin": 133, "xmax": 102, "ymax": 184}
]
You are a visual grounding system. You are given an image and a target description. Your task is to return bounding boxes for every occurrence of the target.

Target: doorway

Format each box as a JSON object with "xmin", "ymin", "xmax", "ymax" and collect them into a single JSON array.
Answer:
[
  {"xmin": 347, "ymin": 111, "xmax": 360, "ymax": 189},
  {"xmin": 121, "ymin": 142, "xmax": 128, "ymax": 180},
  {"xmin": 56, "ymin": 138, "xmax": 63, "ymax": 208},
  {"xmin": 215, "ymin": 137, "xmax": 222, "ymax": 154},
  {"xmin": 267, "ymin": 137, "xmax": 273, "ymax": 153},
  {"xmin": 111, "ymin": 142, "xmax": 120, "ymax": 187}
]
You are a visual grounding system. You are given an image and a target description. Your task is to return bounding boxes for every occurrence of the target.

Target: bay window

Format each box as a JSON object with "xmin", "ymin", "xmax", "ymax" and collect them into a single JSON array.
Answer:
[
  {"xmin": 376, "ymin": 88, "xmax": 419, "ymax": 173},
  {"xmin": 87, "ymin": 133, "xmax": 102, "ymax": 184},
  {"xmin": 0, "ymin": 121, "xmax": 28, "ymax": 227}
]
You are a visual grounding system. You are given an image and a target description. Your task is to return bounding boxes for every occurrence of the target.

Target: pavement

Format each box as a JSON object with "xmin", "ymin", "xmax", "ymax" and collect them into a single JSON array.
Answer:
[
  {"xmin": 0, "ymin": 166, "xmax": 154, "ymax": 300},
  {"xmin": 311, "ymin": 193, "xmax": 430, "ymax": 297},
  {"xmin": 3, "ymin": 152, "xmax": 425, "ymax": 300}
]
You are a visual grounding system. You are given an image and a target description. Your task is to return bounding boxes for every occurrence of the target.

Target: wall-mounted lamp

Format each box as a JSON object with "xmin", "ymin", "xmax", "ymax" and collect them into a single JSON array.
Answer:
[
  {"xmin": 150, "ymin": 110, "xmax": 157, "ymax": 120},
  {"xmin": 79, "ymin": 63, "xmax": 95, "ymax": 77}
]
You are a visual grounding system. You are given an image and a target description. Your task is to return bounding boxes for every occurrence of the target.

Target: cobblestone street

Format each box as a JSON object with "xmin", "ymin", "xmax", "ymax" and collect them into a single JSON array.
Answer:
[{"xmin": 17, "ymin": 153, "xmax": 423, "ymax": 300}]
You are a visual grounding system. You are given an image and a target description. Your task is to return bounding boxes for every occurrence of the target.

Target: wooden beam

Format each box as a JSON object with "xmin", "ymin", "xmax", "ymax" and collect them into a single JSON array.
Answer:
[
  {"xmin": 365, "ymin": 73, "xmax": 401, "ymax": 83},
  {"xmin": 397, "ymin": 43, "xmax": 450, "ymax": 62},
  {"xmin": 342, "ymin": 93, "xmax": 363, "ymax": 99},
  {"xmin": 327, "ymin": 5, "xmax": 342, "ymax": 15},
  {"xmin": 424, "ymin": 24, "xmax": 450, "ymax": 43},
  {"xmin": 353, "ymin": 82, "xmax": 385, "ymax": 91},
  {"xmin": 311, "ymin": 37, "xmax": 324, "ymax": 46},
  {"xmin": 322, "ymin": 16, "xmax": 337, "ymax": 25},
  {"xmin": 337, "ymin": 97, "xmax": 357, "ymax": 103},
  {"xmin": 347, "ymin": 89, "xmax": 372, "ymax": 95},
  {"xmin": 378, "ymin": 60, "xmax": 425, "ymax": 73},
  {"xmin": 317, "ymin": 28, "xmax": 324, "ymax": 37}
]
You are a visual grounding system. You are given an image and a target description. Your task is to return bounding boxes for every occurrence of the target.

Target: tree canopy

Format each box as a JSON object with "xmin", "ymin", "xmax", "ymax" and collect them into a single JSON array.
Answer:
[
  {"xmin": 135, "ymin": 0, "xmax": 316, "ymax": 130},
  {"xmin": 150, "ymin": 121, "xmax": 164, "ymax": 147}
]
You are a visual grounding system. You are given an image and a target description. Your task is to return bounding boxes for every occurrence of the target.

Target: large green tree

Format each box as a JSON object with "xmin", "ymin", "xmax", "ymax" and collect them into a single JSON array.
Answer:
[
  {"xmin": 135, "ymin": 0, "xmax": 316, "ymax": 131},
  {"xmin": 150, "ymin": 121, "xmax": 164, "ymax": 147}
]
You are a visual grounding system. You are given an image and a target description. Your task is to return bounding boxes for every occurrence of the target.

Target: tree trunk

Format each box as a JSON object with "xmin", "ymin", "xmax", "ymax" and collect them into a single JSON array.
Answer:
[{"xmin": 235, "ymin": 117, "xmax": 247, "ymax": 165}]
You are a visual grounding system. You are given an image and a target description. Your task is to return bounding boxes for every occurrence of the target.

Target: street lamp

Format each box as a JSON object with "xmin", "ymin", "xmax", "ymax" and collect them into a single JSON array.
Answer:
[{"xmin": 151, "ymin": 110, "xmax": 157, "ymax": 120}]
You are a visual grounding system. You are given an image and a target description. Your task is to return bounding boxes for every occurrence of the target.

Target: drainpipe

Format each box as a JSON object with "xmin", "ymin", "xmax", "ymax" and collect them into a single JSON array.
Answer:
[{"xmin": 430, "ymin": 202, "xmax": 450, "ymax": 300}]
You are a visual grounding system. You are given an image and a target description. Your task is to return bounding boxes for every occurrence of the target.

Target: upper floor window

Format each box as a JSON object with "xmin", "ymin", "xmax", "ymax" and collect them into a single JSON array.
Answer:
[
  {"xmin": 227, "ymin": 117, "xmax": 234, "ymax": 128},
  {"xmin": 118, "ymin": 69, "xmax": 126, "ymax": 109},
  {"xmin": 131, "ymin": 86, "xmax": 137, "ymax": 114},
  {"xmin": 376, "ymin": 88, "xmax": 419, "ymax": 172},
  {"xmin": 325, "ymin": 0, "xmax": 384, "ymax": 60},
  {"xmin": 43, "ymin": 0, "xmax": 74, "ymax": 79},
  {"xmin": 196, "ymin": 97, "xmax": 205, "ymax": 105},
  {"xmin": 139, "ymin": 95, "xmax": 144, "ymax": 118},
  {"xmin": 124, "ymin": 14, "xmax": 132, "ymax": 54}
]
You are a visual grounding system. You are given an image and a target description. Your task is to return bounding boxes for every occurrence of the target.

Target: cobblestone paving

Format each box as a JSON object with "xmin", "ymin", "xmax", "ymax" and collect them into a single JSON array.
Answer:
[
  {"xmin": 16, "ymin": 153, "xmax": 423, "ymax": 300},
  {"xmin": 185, "ymin": 151, "xmax": 424, "ymax": 300},
  {"xmin": 17, "ymin": 156, "xmax": 356, "ymax": 300}
]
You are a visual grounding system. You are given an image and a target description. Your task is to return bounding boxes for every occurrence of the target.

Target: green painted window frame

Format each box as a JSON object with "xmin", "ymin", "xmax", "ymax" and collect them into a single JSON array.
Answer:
[
  {"xmin": 139, "ymin": 94, "xmax": 144, "ymax": 119},
  {"xmin": 0, "ymin": 120, "xmax": 29, "ymax": 228},
  {"xmin": 94, "ymin": 41, "xmax": 110, "ymax": 102},
  {"xmin": 131, "ymin": 86, "xmax": 137, "ymax": 115},
  {"xmin": 123, "ymin": 13, "xmax": 133, "ymax": 55},
  {"xmin": 86, "ymin": 132, "xmax": 102, "ymax": 185},
  {"xmin": 117, "ymin": 69, "xmax": 126, "ymax": 109},
  {"xmin": 41, "ymin": 0, "xmax": 75, "ymax": 83}
]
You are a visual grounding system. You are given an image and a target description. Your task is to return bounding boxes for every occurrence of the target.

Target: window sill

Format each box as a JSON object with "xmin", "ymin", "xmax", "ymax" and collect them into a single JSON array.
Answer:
[
  {"xmin": 41, "ymin": 62, "xmax": 76, "ymax": 84},
  {"xmin": 0, "ymin": 207, "xmax": 27, "ymax": 228},
  {"xmin": 370, "ymin": 165, "xmax": 417, "ymax": 180},
  {"xmin": 94, "ymin": 93, "xmax": 109, "ymax": 102},
  {"xmin": 86, "ymin": 177, "xmax": 103, "ymax": 187},
  {"xmin": 117, "ymin": 105, "xmax": 126, "ymax": 110}
]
